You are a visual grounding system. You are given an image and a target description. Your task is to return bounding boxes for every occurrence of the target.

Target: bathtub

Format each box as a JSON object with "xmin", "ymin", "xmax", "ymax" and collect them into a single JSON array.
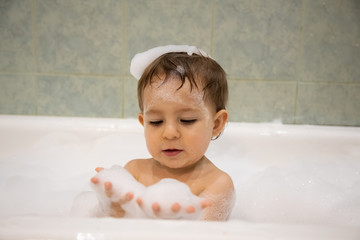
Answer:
[{"xmin": 0, "ymin": 115, "xmax": 359, "ymax": 240}]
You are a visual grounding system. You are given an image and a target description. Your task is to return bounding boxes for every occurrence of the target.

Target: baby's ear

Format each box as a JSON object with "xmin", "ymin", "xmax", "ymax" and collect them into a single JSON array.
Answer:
[
  {"xmin": 212, "ymin": 109, "xmax": 228, "ymax": 139},
  {"xmin": 138, "ymin": 113, "xmax": 145, "ymax": 126}
]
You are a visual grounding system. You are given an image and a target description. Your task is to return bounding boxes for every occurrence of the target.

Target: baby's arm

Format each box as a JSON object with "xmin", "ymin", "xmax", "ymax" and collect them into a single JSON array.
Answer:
[{"xmin": 199, "ymin": 173, "xmax": 235, "ymax": 221}]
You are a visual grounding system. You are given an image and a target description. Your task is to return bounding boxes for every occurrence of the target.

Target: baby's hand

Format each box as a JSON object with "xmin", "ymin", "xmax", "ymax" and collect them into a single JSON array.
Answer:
[
  {"xmin": 90, "ymin": 166, "xmax": 210, "ymax": 220},
  {"xmin": 136, "ymin": 178, "xmax": 211, "ymax": 220},
  {"xmin": 90, "ymin": 165, "xmax": 146, "ymax": 218}
]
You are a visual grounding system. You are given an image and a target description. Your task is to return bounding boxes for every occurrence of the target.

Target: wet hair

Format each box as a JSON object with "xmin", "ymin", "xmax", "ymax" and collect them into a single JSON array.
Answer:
[{"xmin": 137, "ymin": 52, "xmax": 228, "ymax": 113}]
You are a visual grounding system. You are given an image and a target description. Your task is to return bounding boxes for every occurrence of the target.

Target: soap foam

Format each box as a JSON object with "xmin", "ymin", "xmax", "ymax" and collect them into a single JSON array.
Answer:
[
  {"xmin": 138, "ymin": 178, "xmax": 206, "ymax": 220},
  {"xmin": 130, "ymin": 45, "xmax": 210, "ymax": 80},
  {"xmin": 74, "ymin": 165, "xmax": 207, "ymax": 220},
  {"xmin": 0, "ymin": 123, "xmax": 359, "ymax": 227}
]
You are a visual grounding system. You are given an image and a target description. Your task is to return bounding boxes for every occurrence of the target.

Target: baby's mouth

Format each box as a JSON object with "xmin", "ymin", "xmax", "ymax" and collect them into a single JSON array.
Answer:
[{"xmin": 162, "ymin": 149, "xmax": 183, "ymax": 157}]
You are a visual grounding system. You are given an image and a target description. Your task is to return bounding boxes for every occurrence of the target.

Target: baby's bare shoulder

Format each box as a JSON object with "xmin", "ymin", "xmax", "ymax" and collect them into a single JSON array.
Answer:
[
  {"xmin": 204, "ymin": 164, "xmax": 234, "ymax": 195},
  {"xmin": 125, "ymin": 158, "xmax": 151, "ymax": 168},
  {"xmin": 199, "ymin": 166, "xmax": 235, "ymax": 220},
  {"xmin": 124, "ymin": 158, "xmax": 152, "ymax": 178},
  {"xmin": 213, "ymin": 172, "xmax": 234, "ymax": 191}
]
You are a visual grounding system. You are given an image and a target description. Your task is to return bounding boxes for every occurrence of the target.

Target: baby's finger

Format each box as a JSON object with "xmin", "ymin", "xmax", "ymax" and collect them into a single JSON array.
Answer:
[
  {"xmin": 118, "ymin": 192, "xmax": 134, "ymax": 204},
  {"xmin": 125, "ymin": 192, "xmax": 134, "ymax": 201},
  {"xmin": 185, "ymin": 205, "xmax": 196, "ymax": 214},
  {"xmin": 152, "ymin": 202, "xmax": 161, "ymax": 216},
  {"xmin": 104, "ymin": 181, "xmax": 113, "ymax": 198},
  {"xmin": 171, "ymin": 202, "xmax": 181, "ymax": 213},
  {"xmin": 201, "ymin": 199, "xmax": 212, "ymax": 209},
  {"xmin": 136, "ymin": 198, "xmax": 143, "ymax": 207},
  {"xmin": 90, "ymin": 177, "xmax": 99, "ymax": 184}
]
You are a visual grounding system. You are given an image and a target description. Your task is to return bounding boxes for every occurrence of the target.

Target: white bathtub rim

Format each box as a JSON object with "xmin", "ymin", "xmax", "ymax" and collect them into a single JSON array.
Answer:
[
  {"xmin": 1, "ymin": 114, "xmax": 359, "ymax": 137},
  {"xmin": 1, "ymin": 216, "xmax": 360, "ymax": 240}
]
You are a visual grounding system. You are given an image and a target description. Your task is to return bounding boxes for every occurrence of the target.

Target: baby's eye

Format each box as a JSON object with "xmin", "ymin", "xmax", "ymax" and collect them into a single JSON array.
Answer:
[
  {"xmin": 180, "ymin": 119, "xmax": 197, "ymax": 125},
  {"xmin": 149, "ymin": 120, "xmax": 163, "ymax": 126}
]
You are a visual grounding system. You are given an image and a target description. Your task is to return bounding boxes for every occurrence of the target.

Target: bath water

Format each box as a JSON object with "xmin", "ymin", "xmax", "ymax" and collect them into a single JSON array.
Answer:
[{"xmin": 0, "ymin": 119, "xmax": 359, "ymax": 227}]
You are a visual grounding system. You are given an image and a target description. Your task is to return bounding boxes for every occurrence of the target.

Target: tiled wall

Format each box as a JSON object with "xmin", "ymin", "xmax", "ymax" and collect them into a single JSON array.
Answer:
[{"xmin": 1, "ymin": 0, "xmax": 359, "ymax": 126}]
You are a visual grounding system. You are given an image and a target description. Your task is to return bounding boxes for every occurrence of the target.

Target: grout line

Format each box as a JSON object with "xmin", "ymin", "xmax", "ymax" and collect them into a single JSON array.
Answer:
[
  {"xmin": 293, "ymin": 81, "xmax": 299, "ymax": 124},
  {"xmin": 0, "ymin": 71, "xmax": 123, "ymax": 79},
  {"xmin": 228, "ymin": 77, "xmax": 298, "ymax": 84},
  {"xmin": 1, "ymin": 71, "xmax": 358, "ymax": 87},
  {"xmin": 227, "ymin": 79, "xmax": 297, "ymax": 85},
  {"xmin": 31, "ymin": 0, "xmax": 39, "ymax": 115},
  {"xmin": 226, "ymin": 78, "xmax": 360, "ymax": 86},
  {"xmin": 120, "ymin": 0, "xmax": 128, "ymax": 118},
  {"xmin": 228, "ymin": 77, "xmax": 294, "ymax": 82},
  {"xmin": 209, "ymin": 0, "xmax": 215, "ymax": 56},
  {"xmin": 293, "ymin": 0, "xmax": 307, "ymax": 124},
  {"xmin": 31, "ymin": 0, "xmax": 39, "ymax": 73}
]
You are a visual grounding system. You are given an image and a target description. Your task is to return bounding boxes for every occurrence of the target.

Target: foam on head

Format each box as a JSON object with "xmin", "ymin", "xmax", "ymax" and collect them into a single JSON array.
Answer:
[
  {"xmin": 133, "ymin": 45, "xmax": 228, "ymax": 115},
  {"xmin": 130, "ymin": 45, "xmax": 210, "ymax": 80}
]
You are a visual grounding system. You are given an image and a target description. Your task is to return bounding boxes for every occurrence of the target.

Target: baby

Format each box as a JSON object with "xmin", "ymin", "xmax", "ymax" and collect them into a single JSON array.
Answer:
[{"xmin": 93, "ymin": 45, "xmax": 235, "ymax": 221}]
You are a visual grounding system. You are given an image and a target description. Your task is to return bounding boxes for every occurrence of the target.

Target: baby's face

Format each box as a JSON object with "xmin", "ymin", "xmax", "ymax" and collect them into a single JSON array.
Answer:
[{"xmin": 139, "ymin": 76, "xmax": 216, "ymax": 170}]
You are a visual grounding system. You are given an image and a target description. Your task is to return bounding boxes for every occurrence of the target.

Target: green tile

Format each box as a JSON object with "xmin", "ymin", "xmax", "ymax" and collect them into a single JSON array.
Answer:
[
  {"xmin": 124, "ymin": 76, "xmax": 140, "ymax": 118},
  {"xmin": 37, "ymin": 0, "xmax": 124, "ymax": 74},
  {"xmin": 38, "ymin": 75, "xmax": 123, "ymax": 117},
  {"xmin": 0, "ymin": 74, "xmax": 37, "ymax": 115},
  {"xmin": 300, "ymin": 0, "xmax": 360, "ymax": 83},
  {"xmin": 213, "ymin": 0, "xmax": 302, "ymax": 80},
  {"xmin": 227, "ymin": 80, "xmax": 296, "ymax": 123},
  {"xmin": 0, "ymin": 0, "xmax": 359, "ymax": 127},
  {"xmin": 296, "ymin": 83, "xmax": 360, "ymax": 126},
  {"xmin": 0, "ymin": 0, "xmax": 35, "ymax": 71},
  {"xmin": 126, "ymin": 0, "xmax": 213, "ymax": 76}
]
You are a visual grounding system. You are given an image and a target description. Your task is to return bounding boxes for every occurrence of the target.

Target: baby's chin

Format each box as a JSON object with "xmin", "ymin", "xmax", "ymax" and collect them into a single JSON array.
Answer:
[
  {"xmin": 154, "ymin": 160, "xmax": 185, "ymax": 169},
  {"xmin": 153, "ymin": 157, "xmax": 205, "ymax": 170}
]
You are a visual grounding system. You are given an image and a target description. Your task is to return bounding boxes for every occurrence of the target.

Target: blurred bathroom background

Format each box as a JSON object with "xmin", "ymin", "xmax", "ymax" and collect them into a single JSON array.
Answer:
[{"xmin": 0, "ymin": 0, "xmax": 359, "ymax": 126}]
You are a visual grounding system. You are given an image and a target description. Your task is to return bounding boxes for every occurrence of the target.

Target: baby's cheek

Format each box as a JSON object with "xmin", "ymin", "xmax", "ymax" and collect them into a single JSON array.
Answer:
[
  {"xmin": 144, "ymin": 133, "xmax": 159, "ymax": 154},
  {"xmin": 187, "ymin": 132, "xmax": 211, "ymax": 155}
]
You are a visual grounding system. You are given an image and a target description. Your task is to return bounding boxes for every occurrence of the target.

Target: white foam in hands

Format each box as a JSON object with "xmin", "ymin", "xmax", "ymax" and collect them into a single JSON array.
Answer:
[
  {"xmin": 130, "ymin": 45, "xmax": 211, "ymax": 80},
  {"xmin": 138, "ymin": 178, "xmax": 205, "ymax": 220},
  {"xmin": 74, "ymin": 165, "xmax": 207, "ymax": 219},
  {"xmin": 90, "ymin": 165, "xmax": 146, "ymax": 218}
]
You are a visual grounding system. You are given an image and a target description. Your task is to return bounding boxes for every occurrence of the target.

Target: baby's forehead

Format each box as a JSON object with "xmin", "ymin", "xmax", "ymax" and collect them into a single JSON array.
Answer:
[
  {"xmin": 145, "ymin": 78, "xmax": 203, "ymax": 100},
  {"xmin": 148, "ymin": 73, "xmax": 204, "ymax": 92},
  {"xmin": 143, "ymin": 77, "xmax": 217, "ymax": 113}
]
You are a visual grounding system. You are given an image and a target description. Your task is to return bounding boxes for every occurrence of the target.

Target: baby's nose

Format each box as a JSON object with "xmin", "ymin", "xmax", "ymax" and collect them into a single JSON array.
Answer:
[{"xmin": 162, "ymin": 123, "xmax": 180, "ymax": 139}]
